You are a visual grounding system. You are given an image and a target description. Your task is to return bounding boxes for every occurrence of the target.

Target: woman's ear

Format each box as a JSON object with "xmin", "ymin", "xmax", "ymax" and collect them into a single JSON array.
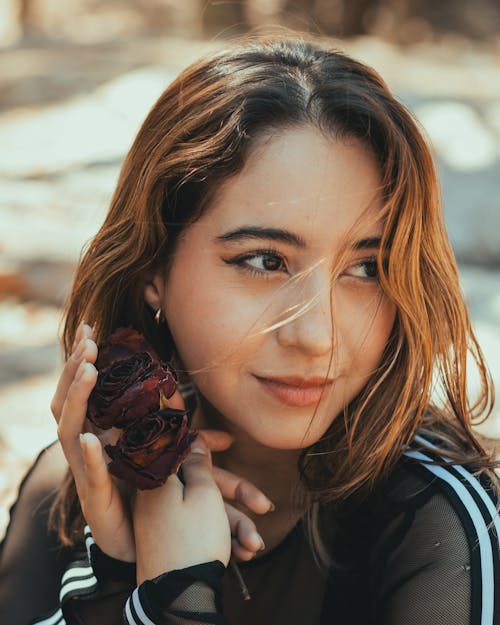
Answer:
[{"xmin": 143, "ymin": 273, "xmax": 166, "ymax": 312}]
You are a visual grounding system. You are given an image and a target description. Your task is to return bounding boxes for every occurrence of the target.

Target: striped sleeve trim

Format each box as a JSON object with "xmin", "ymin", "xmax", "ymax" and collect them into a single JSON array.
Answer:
[
  {"xmin": 31, "ymin": 531, "xmax": 99, "ymax": 625},
  {"xmin": 405, "ymin": 435, "xmax": 499, "ymax": 625},
  {"xmin": 84, "ymin": 523, "xmax": 95, "ymax": 560},
  {"xmin": 30, "ymin": 607, "xmax": 66, "ymax": 625},
  {"xmin": 413, "ymin": 434, "xmax": 500, "ymax": 538},
  {"xmin": 124, "ymin": 586, "xmax": 160, "ymax": 625},
  {"xmin": 59, "ymin": 560, "xmax": 98, "ymax": 603},
  {"xmin": 30, "ymin": 560, "xmax": 98, "ymax": 625}
]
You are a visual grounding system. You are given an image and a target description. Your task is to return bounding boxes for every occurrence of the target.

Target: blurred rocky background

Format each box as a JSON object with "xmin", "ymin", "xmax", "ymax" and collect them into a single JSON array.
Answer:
[{"xmin": 1, "ymin": 0, "xmax": 499, "ymax": 537}]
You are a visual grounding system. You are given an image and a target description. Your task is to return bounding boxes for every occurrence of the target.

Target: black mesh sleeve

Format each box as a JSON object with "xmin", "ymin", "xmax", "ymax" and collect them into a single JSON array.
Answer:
[
  {"xmin": 372, "ymin": 461, "xmax": 500, "ymax": 625},
  {"xmin": 89, "ymin": 540, "xmax": 137, "ymax": 585},
  {"xmin": 0, "ymin": 442, "xmax": 71, "ymax": 624},
  {"xmin": 123, "ymin": 561, "xmax": 229, "ymax": 625}
]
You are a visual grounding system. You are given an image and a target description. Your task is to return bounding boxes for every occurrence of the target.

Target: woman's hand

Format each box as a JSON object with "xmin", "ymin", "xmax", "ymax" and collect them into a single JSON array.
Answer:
[
  {"xmin": 133, "ymin": 435, "xmax": 231, "ymax": 583},
  {"xmin": 50, "ymin": 322, "xmax": 136, "ymax": 562},
  {"xmin": 201, "ymin": 436, "xmax": 272, "ymax": 561},
  {"xmin": 51, "ymin": 322, "xmax": 271, "ymax": 564}
]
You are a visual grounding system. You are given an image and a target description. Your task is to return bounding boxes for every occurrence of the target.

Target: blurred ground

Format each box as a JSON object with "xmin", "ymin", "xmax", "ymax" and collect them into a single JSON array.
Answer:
[{"xmin": 0, "ymin": 31, "xmax": 499, "ymax": 538}]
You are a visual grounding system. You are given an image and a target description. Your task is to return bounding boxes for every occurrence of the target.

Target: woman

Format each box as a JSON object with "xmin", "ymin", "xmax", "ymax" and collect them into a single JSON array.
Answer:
[{"xmin": 1, "ymin": 34, "xmax": 498, "ymax": 625}]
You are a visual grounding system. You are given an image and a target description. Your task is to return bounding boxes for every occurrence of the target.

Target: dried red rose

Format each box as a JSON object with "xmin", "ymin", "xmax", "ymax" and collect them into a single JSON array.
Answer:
[
  {"xmin": 87, "ymin": 327, "xmax": 177, "ymax": 429},
  {"xmin": 104, "ymin": 408, "xmax": 198, "ymax": 490},
  {"xmin": 85, "ymin": 326, "xmax": 197, "ymax": 490}
]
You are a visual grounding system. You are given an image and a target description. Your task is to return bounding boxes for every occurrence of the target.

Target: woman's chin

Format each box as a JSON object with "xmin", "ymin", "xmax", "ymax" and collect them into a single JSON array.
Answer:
[{"xmin": 241, "ymin": 426, "xmax": 329, "ymax": 451}]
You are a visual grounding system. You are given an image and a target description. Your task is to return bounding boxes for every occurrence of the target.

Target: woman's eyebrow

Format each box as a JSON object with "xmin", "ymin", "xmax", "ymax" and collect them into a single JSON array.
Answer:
[
  {"xmin": 354, "ymin": 236, "xmax": 382, "ymax": 249},
  {"xmin": 215, "ymin": 226, "xmax": 307, "ymax": 247}
]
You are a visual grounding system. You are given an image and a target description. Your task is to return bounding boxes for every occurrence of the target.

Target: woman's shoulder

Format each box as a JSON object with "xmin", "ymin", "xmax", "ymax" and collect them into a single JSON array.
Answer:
[
  {"xmin": 0, "ymin": 441, "xmax": 68, "ymax": 553},
  {"xmin": 1, "ymin": 440, "xmax": 69, "ymax": 554},
  {"xmin": 21, "ymin": 438, "xmax": 67, "ymax": 486},
  {"xmin": 364, "ymin": 434, "xmax": 499, "ymax": 625},
  {"xmin": 1, "ymin": 439, "xmax": 68, "ymax": 547},
  {"xmin": 374, "ymin": 431, "xmax": 499, "ymax": 551},
  {"xmin": 0, "ymin": 441, "xmax": 76, "ymax": 624},
  {"xmin": 385, "ymin": 432, "xmax": 499, "ymax": 509}
]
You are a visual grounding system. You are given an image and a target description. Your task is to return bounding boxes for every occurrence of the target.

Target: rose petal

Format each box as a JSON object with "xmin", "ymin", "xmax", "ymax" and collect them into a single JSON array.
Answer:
[
  {"xmin": 86, "ymin": 341, "xmax": 178, "ymax": 429},
  {"xmin": 104, "ymin": 409, "xmax": 197, "ymax": 490},
  {"xmin": 96, "ymin": 327, "xmax": 160, "ymax": 370}
]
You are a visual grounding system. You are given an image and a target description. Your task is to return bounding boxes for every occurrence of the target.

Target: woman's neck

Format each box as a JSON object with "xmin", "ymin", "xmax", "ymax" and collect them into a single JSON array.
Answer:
[
  {"xmin": 190, "ymin": 394, "xmax": 308, "ymax": 555},
  {"xmin": 191, "ymin": 394, "xmax": 304, "ymax": 516}
]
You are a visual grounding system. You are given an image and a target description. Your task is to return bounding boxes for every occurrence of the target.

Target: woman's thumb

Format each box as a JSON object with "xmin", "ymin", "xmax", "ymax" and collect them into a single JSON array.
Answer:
[{"xmin": 180, "ymin": 435, "xmax": 213, "ymax": 483}]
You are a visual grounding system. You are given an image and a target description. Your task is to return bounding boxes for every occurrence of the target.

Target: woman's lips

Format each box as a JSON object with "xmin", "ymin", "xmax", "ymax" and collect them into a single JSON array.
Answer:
[{"xmin": 254, "ymin": 376, "xmax": 333, "ymax": 407}]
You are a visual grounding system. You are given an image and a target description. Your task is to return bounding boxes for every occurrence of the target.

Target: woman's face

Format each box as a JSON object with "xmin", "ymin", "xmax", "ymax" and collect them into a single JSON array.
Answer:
[{"xmin": 157, "ymin": 127, "xmax": 396, "ymax": 449}]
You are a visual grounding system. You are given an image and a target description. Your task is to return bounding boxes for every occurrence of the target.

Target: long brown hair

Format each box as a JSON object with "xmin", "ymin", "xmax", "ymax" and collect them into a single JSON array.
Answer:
[{"xmin": 50, "ymin": 33, "xmax": 497, "ymax": 565}]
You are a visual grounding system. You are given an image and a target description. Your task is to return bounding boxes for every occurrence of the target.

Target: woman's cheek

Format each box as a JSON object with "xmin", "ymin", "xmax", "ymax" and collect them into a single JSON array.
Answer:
[
  {"xmin": 339, "ymin": 294, "xmax": 394, "ymax": 368},
  {"xmin": 167, "ymin": 291, "xmax": 251, "ymax": 376}
]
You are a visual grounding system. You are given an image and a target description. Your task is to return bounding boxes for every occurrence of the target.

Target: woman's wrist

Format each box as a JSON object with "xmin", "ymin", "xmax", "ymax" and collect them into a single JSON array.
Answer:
[{"xmin": 137, "ymin": 555, "xmax": 222, "ymax": 586}]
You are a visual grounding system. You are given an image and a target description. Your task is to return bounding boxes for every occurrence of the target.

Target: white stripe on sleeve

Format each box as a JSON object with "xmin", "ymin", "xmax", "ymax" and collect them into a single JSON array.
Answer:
[
  {"xmin": 124, "ymin": 595, "xmax": 140, "ymax": 625},
  {"xmin": 414, "ymin": 434, "xmax": 500, "ymax": 537},
  {"xmin": 83, "ymin": 523, "xmax": 95, "ymax": 560},
  {"xmin": 59, "ymin": 573, "xmax": 98, "ymax": 603},
  {"xmin": 405, "ymin": 448, "xmax": 495, "ymax": 625},
  {"xmin": 132, "ymin": 586, "xmax": 159, "ymax": 625},
  {"xmin": 60, "ymin": 563, "xmax": 94, "ymax": 586}
]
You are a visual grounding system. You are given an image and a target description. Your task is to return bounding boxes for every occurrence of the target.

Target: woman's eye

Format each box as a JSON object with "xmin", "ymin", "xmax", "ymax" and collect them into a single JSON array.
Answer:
[
  {"xmin": 345, "ymin": 259, "xmax": 379, "ymax": 280},
  {"xmin": 224, "ymin": 249, "xmax": 287, "ymax": 277},
  {"xmin": 245, "ymin": 253, "xmax": 285, "ymax": 272}
]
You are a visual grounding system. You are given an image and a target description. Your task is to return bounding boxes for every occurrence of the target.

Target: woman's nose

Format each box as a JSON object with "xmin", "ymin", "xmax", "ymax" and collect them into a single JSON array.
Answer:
[{"xmin": 275, "ymin": 275, "xmax": 334, "ymax": 357}]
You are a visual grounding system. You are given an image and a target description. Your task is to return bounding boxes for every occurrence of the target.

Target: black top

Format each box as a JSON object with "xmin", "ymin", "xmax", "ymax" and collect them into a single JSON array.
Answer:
[{"xmin": 1, "ymin": 435, "xmax": 499, "ymax": 625}]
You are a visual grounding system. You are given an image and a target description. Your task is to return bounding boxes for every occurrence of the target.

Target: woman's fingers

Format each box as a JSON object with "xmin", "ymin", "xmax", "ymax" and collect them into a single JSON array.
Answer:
[
  {"xmin": 50, "ymin": 322, "xmax": 137, "ymax": 563},
  {"xmin": 225, "ymin": 502, "xmax": 265, "ymax": 562},
  {"xmin": 198, "ymin": 429, "xmax": 234, "ymax": 452},
  {"xmin": 180, "ymin": 437, "xmax": 217, "ymax": 495},
  {"xmin": 196, "ymin": 430, "xmax": 274, "ymax": 515},
  {"xmin": 79, "ymin": 433, "xmax": 120, "ymax": 524},
  {"xmin": 80, "ymin": 431, "xmax": 136, "ymax": 562},
  {"xmin": 134, "ymin": 436, "xmax": 232, "ymax": 579},
  {"xmin": 57, "ymin": 361, "xmax": 98, "ymax": 481},
  {"xmin": 212, "ymin": 465, "xmax": 274, "ymax": 515},
  {"xmin": 51, "ymin": 324, "xmax": 97, "ymax": 422},
  {"xmin": 231, "ymin": 538, "xmax": 260, "ymax": 563},
  {"xmin": 183, "ymin": 437, "xmax": 268, "ymax": 563},
  {"xmin": 71, "ymin": 320, "xmax": 88, "ymax": 352},
  {"xmin": 80, "ymin": 432, "xmax": 113, "ymax": 496},
  {"xmin": 79, "ymin": 431, "xmax": 114, "ymax": 515}
]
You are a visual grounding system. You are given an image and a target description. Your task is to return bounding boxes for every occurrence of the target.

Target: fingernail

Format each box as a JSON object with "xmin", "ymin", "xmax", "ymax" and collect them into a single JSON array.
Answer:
[
  {"xmin": 79, "ymin": 432, "xmax": 88, "ymax": 451},
  {"xmin": 268, "ymin": 501, "xmax": 276, "ymax": 512},
  {"xmin": 79, "ymin": 432, "xmax": 94, "ymax": 455},
  {"xmin": 250, "ymin": 531, "xmax": 265, "ymax": 551},
  {"xmin": 190, "ymin": 446, "xmax": 207, "ymax": 455}
]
